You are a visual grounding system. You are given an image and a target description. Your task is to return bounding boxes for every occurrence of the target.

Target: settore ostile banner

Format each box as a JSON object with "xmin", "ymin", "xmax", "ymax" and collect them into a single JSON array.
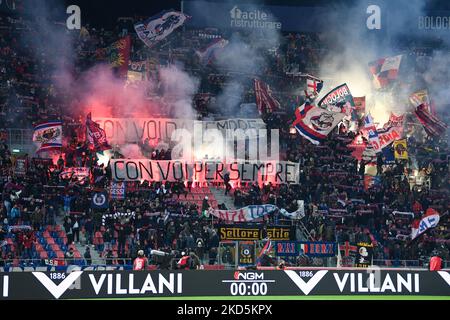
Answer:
[{"xmin": 218, "ymin": 225, "xmax": 295, "ymax": 241}]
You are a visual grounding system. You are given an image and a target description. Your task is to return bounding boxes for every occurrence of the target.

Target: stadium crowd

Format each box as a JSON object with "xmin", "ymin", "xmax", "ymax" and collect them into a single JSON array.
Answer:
[{"xmin": 0, "ymin": 10, "xmax": 449, "ymax": 270}]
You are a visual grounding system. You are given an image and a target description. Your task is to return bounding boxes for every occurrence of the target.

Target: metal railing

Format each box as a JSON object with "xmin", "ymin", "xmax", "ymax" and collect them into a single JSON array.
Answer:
[
  {"xmin": 5, "ymin": 128, "xmax": 35, "ymax": 154},
  {"xmin": 1, "ymin": 257, "xmax": 450, "ymax": 270},
  {"xmin": 372, "ymin": 259, "xmax": 422, "ymax": 267}
]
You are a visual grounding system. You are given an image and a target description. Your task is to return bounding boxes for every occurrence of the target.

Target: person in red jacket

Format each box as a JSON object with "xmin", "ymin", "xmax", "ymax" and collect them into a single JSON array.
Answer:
[
  {"xmin": 22, "ymin": 230, "xmax": 35, "ymax": 260},
  {"xmin": 429, "ymin": 251, "xmax": 443, "ymax": 271},
  {"xmin": 133, "ymin": 250, "xmax": 148, "ymax": 271},
  {"xmin": 177, "ymin": 251, "xmax": 191, "ymax": 270}
]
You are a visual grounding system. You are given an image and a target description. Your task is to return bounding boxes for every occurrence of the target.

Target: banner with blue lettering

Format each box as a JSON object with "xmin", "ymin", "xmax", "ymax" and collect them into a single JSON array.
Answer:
[
  {"xmin": 301, "ymin": 242, "xmax": 337, "ymax": 257},
  {"xmin": 275, "ymin": 241, "xmax": 299, "ymax": 257},
  {"xmin": 275, "ymin": 241, "xmax": 337, "ymax": 257}
]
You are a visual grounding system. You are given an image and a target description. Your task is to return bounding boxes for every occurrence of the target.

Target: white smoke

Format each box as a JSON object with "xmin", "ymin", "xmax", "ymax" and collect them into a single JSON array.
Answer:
[
  {"xmin": 317, "ymin": 0, "xmax": 431, "ymax": 126},
  {"xmin": 158, "ymin": 64, "xmax": 200, "ymax": 120},
  {"xmin": 119, "ymin": 144, "xmax": 144, "ymax": 159}
]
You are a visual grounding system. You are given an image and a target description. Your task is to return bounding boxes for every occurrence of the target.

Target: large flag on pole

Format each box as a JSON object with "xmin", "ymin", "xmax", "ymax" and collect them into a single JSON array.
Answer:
[
  {"xmin": 95, "ymin": 35, "xmax": 131, "ymax": 78},
  {"xmin": 86, "ymin": 113, "xmax": 111, "ymax": 152},
  {"xmin": 414, "ymin": 104, "xmax": 447, "ymax": 137},
  {"xmin": 383, "ymin": 112, "xmax": 405, "ymax": 130},
  {"xmin": 196, "ymin": 38, "xmax": 229, "ymax": 66},
  {"xmin": 318, "ymin": 83, "xmax": 356, "ymax": 119},
  {"xmin": 32, "ymin": 120, "xmax": 63, "ymax": 153},
  {"xmin": 293, "ymin": 103, "xmax": 345, "ymax": 145},
  {"xmin": 409, "ymin": 89, "xmax": 434, "ymax": 115},
  {"xmin": 304, "ymin": 74, "xmax": 323, "ymax": 100},
  {"xmin": 369, "ymin": 55, "xmax": 402, "ymax": 89},
  {"xmin": 258, "ymin": 238, "xmax": 273, "ymax": 265},
  {"xmin": 411, "ymin": 208, "xmax": 440, "ymax": 240},
  {"xmin": 363, "ymin": 114, "xmax": 380, "ymax": 151},
  {"xmin": 254, "ymin": 79, "xmax": 281, "ymax": 114},
  {"xmin": 134, "ymin": 10, "xmax": 189, "ymax": 48}
]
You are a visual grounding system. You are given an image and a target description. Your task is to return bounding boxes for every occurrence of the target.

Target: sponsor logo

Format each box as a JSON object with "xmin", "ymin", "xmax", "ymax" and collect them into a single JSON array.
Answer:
[
  {"xmin": 333, "ymin": 272, "xmax": 420, "ymax": 293},
  {"xmin": 32, "ymin": 271, "xmax": 83, "ymax": 299},
  {"xmin": 88, "ymin": 273, "xmax": 183, "ymax": 295},
  {"xmin": 229, "ymin": 5, "xmax": 281, "ymax": 30},
  {"xmin": 234, "ymin": 272, "xmax": 264, "ymax": 280},
  {"xmin": 437, "ymin": 271, "xmax": 450, "ymax": 287},
  {"xmin": 284, "ymin": 270, "xmax": 328, "ymax": 295}
]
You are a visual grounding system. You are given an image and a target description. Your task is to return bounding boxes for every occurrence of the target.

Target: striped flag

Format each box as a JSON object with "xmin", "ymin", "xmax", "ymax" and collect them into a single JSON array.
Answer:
[
  {"xmin": 414, "ymin": 104, "xmax": 447, "ymax": 137},
  {"xmin": 32, "ymin": 120, "xmax": 63, "ymax": 153},
  {"xmin": 254, "ymin": 79, "xmax": 281, "ymax": 114}
]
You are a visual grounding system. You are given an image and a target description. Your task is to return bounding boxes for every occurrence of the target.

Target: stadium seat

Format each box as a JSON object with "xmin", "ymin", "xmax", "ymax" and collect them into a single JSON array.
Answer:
[
  {"xmin": 46, "ymin": 238, "xmax": 55, "ymax": 245},
  {"xmin": 54, "ymin": 225, "xmax": 62, "ymax": 231},
  {"xmin": 55, "ymin": 260, "xmax": 65, "ymax": 267},
  {"xmin": 55, "ymin": 251, "xmax": 65, "ymax": 259},
  {"xmin": 204, "ymin": 264, "xmax": 225, "ymax": 270}
]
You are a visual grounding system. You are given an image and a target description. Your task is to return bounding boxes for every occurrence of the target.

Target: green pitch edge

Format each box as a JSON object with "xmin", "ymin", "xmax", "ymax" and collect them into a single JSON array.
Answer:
[{"xmin": 82, "ymin": 295, "xmax": 450, "ymax": 300}]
